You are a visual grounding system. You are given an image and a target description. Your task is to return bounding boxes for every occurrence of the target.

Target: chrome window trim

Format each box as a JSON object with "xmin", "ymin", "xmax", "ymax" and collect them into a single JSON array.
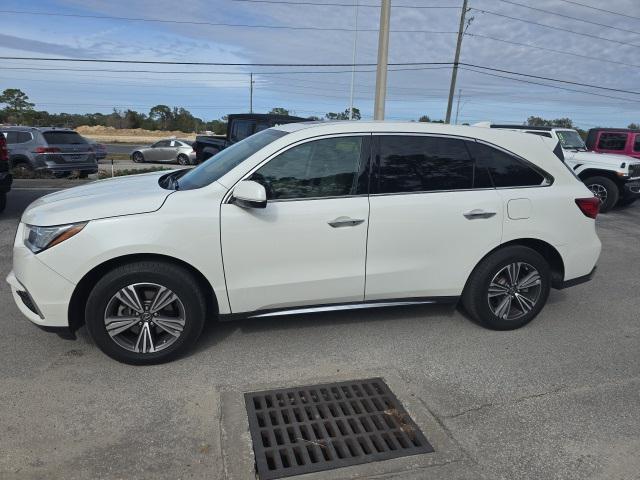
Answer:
[{"xmin": 223, "ymin": 132, "xmax": 371, "ymax": 204}]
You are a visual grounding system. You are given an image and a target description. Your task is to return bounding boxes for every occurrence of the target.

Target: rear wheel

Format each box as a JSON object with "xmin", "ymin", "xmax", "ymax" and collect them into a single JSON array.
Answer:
[
  {"xmin": 584, "ymin": 176, "xmax": 619, "ymax": 213},
  {"xmin": 11, "ymin": 161, "xmax": 33, "ymax": 175},
  {"xmin": 85, "ymin": 261, "xmax": 207, "ymax": 364},
  {"xmin": 132, "ymin": 151, "xmax": 145, "ymax": 163},
  {"xmin": 462, "ymin": 246, "xmax": 551, "ymax": 330},
  {"xmin": 177, "ymin": 153, "xmax": 189, "ymax": 165}
]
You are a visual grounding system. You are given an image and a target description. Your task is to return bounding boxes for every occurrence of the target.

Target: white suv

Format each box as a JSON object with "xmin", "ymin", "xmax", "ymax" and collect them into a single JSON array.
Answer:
[
  {"xmin": 488, "ymin": 125, "xmax": 640, "ymax": 212},
  {"xmin": 7, "ymin": 122, "xmax": 601, "ymax": 364}
]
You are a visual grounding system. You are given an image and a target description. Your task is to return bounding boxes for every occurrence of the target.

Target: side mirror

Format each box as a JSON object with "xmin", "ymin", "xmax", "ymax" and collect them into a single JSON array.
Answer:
[{"xmin": 231, "ymin": 180, "xmax": 267, "ymax": 209}]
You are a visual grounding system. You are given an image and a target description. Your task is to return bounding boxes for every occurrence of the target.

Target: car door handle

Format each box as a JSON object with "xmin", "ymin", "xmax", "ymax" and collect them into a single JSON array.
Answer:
[
  {"xmin": 463, "ymin": 209, "xmax": 497, "ymax": 219},
  {"xmin": 328, "ymin": 217, "xmax": 365, "ymax": 228}
]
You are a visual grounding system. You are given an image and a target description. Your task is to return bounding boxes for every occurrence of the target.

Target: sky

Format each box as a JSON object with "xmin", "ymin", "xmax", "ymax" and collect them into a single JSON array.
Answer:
[{"xmin": 1, "ymin": 0, "xmax": 639, "ymax": 128}]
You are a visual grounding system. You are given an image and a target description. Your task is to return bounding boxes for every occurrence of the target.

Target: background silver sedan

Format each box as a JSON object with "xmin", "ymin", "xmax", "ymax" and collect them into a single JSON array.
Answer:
[{"xmin": 131, "ymin": 139, "xmax": 195, "ymax": 165}]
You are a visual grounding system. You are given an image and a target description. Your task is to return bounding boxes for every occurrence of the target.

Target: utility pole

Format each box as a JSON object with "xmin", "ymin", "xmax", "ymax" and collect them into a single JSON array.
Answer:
[
  {"xmin": 445, "ymin": 0, "xmax": 468, "ymax": 124},
  {"xmin": 373, "ymin": 0, "xmax": 391, "ymax": 121},
  {"xmin": 454, "ymin": 89, "xmax": 462, "ymax": 125},
  {"xmin": 348, "ymin": 0, "xmax": 359, "ymax": 120},
  {"xmin": 249, "ymin": 72, "xmax": 254, "ymax": 113}
]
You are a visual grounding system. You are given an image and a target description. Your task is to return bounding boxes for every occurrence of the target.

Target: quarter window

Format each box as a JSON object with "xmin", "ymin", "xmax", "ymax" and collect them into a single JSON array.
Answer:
[
  {"xmin": 251, "ymin": 136, "xmax": 363, "ymax": 200},
  {"xmin": 376, "ymin": 136, "xmax": 490, "ymax": 193},
  {"xmin": 598, "ymin": 132, "xmax": 627, "ymax": 151},
  {"xmin": 467, "ymin": 142, "xmax": 546, "ymax": 188}
]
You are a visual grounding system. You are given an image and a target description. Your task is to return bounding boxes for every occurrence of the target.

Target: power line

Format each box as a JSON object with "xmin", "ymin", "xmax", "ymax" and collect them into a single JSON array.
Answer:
[
  {"xmin": 4, "ymin": 60, "xmax": 638, "ymax": 96},
  {"xmin": 471, "ymin": 7, "xmax": 640, "ymax": 48},
  {"xmin": 0, "ymin": 56, "xmax": 456, "ymax": 67},
  {"xmin": 496, "ymin": 0, "xmax": 640, "ymax": 36},
  {"xmin": 460, "ymin": 63, "xmax": 640, "ymax": 96},
  {"xmin": 460, "ymin": 67, "xmax": 640, "ymax": 104},
  {"xmin": 231, "ymin": 0, "xmax": 458, "ymax": 8},
  {"xmin": 0, "ymin": 9, "xmax": 456, "ymax": 33},
  {"xmin": 465, "ymin": 32, "xmax": 640, "ymax": 70},
  {"xmin": 555, "ymin": 0, "xmax": 640, "ymax": 21}
]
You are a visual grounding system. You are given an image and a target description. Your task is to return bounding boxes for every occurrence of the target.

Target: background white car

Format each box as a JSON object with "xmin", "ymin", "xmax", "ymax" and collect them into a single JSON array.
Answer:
[{"xmin": 7, "ymin": 122, "xmax": 601, "ymax": 364}]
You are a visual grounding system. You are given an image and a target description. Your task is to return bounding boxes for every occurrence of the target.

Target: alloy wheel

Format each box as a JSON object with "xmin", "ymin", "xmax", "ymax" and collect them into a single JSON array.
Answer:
[
  {"xmin": 487, "ymin": 262, "xmax": 542, "ymax": 321},
  {"xmin": 589, "ymin": 183, "xmax": 608, "ymax": 203},
  {"xmin": 103, "ymin": 283, "xmax": 186, "ymax": 354}
]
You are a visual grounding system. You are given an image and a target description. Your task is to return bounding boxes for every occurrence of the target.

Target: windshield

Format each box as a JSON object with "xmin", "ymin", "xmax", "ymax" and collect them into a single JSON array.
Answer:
[
  {"xmin": 556, "ymin": 130, "xmax": 586, "ymax": 150},
  {"xmin": 177, "ymin": 129, "xmax": 288, "ymax": 190}
]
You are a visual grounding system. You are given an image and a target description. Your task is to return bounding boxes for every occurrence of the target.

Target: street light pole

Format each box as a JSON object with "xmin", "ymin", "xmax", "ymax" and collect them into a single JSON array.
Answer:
[
  {"xmin": 348, "ymin": 0, "xmax": 359, "ymax": 120},
  {"xmin": 373, "ymin": 0, "xmax": 391, "ymax": 121},
  {"xmin": 445, "ymin": 0, "xmax": 468, "ymax": 124}
]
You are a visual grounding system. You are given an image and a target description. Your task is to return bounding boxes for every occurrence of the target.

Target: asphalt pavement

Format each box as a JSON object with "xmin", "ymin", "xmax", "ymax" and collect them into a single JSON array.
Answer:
[{"xmin": 1, "ymin": 185, "xmax": 639, "ymax": 480}]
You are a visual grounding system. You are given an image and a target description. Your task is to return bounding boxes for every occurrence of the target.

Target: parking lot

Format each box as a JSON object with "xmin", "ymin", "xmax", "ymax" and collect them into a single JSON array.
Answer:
[{"xmin": 1, "ymin": 186, "xmax": 639, "ymax": 480}]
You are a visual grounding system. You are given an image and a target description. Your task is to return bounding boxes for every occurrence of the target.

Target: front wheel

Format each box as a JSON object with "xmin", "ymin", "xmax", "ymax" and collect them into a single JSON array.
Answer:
[
  {"xmin": 132, "ymin": 152, "xmax": 145, "ymax": 163},
  {"xmin": 462, "ymin": 246, "xmax": 551, "ymax": 330},
  {"xmin": 584, "ymin": 176, "xmax": 619, "ymax": 213},
  {"xmin": 85, "ymin": 261, "xmax": 207, "ymax": 364}
]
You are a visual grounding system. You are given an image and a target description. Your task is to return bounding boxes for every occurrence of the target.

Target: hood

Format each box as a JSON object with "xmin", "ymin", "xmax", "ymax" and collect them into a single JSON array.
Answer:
[
  {"xmin": 565, "ymin": 149, "xmax": 639, "ymax": 167},
  {"xmin": 22, "ymin": 171, "xmax": 174, "ymax": 226}
]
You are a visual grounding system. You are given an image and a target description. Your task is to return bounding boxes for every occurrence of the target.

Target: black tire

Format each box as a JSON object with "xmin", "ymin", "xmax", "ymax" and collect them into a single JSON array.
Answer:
[
  {"xmin": 132, "ymin": 151, "xmax": 145, "ymax": 163},
  {"xmin": 177, "ymin": 154, "xmax": 189, "ymax": 165},
  {"xmin": 583, "ymin": 176, "xmax": 619, "ymax": 213},
  {"xmin": 85, "ymin": 261, "xmax": 207, "ymax": 365},
  {"xmin": 11, "ymin": 161, "xmax": 33, "ymax": 173},
  {"xmin": 0, "ymin": 192, "xmax": 6, "ymax": 213},
  {"xmin": 462, "ymin": 246, "xmax": 551, "ymax": 330}
]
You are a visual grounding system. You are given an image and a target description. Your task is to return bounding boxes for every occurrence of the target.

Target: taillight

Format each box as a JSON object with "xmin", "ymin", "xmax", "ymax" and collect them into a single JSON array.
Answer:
[
  {"xmin": 575, "ymin": 197, "xmax": 600, "ymax": 219},
  {"xmin": 34, "ymin": 147, "xmax": 61, "ymax": 154},
  {"xmin": 0, "ymin": 136, "xmax": 7, "ymax": 162}
]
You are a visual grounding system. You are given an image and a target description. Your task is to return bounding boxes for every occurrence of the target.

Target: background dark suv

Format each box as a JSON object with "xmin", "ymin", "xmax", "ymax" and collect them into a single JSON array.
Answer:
[{"xmin": 0, "ymin": 126, "xmax": 98, "ymax": 177}]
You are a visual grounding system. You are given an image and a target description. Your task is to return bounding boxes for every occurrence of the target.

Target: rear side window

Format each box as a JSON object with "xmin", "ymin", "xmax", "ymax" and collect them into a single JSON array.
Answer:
[
  {"xmin": 231, "ymin": 120, "xmax": 255, "ymax": 142},
  {"xmin": 634, "ymin": 135, "xmax": 640, "ymax": 152},
  {"xmin": 467, "ymin": 142, "xmax": 546, "ymax": 188},
  {"xmin": 43, "ymin": 131, "xmax": 86, "ymax": 145},
  {"xmin": 597, "ymin": 132, "xmax": 627, "ymax": 151},
  {"xmin": 376, "ymin": 136, "xmax": 491, "ymax": 193},
  {"xmin": 3, "ymin": 131, "xmax": 32, "ymax": 144}
]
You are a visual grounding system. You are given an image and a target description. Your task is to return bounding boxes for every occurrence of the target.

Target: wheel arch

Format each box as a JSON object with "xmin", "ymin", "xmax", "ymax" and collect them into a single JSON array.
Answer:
[
  {"xmin": 466, "ymin": 238, "xmax": 566, "ymax": 292},
  {"xmin": 68, "ymin": 253, "xmax": 218, "ymax": 333},
  {"xmin": 10, "ymin": 154, "xmax": 31, "ymax": 168},
  {"xmin": 577, "ymin": 168, "xmax": 623, "ymax": 185}
]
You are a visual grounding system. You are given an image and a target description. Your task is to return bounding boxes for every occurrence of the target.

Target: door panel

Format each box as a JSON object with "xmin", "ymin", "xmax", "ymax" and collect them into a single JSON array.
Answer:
[
  {"xmin": 366, "ymin": 190, "xmax": 503, "ymax": 299},
  {"xmin": 221, "ymin": 198, "xmax": 369, "ymax": 313}
]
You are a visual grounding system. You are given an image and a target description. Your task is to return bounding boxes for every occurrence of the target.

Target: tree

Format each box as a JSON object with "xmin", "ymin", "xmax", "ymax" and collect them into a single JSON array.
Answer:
[
  {"xmin": 527, "ymin": 116, "xmax": 573, "ymax": 128},
  {"xmin": 0, "ymin": 88, "xmax": 35, "ymax": 123},
  {"xmin": 269, "ymin": 107, "xmax": 290, "ymax": 115},
  {"xmin": 628, "ymin": 123, "xmax": 639, "ymax": 130},
  {"xmin": 149, "ymin": 105, "xmax": 172, "ymax": 130},
  {"xmin": 325, "ymin": 107, "xmax": 361, "ymax": 120},
  {"xmin": 418, "ymin": 115, "xmax": 431, "ymax": 122}
]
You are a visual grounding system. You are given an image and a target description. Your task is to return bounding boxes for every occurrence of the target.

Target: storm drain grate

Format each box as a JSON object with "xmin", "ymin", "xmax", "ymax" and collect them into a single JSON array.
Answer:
[{"xmin": 245, "ymin": 378, "xmax": 434, "ymax": 479}]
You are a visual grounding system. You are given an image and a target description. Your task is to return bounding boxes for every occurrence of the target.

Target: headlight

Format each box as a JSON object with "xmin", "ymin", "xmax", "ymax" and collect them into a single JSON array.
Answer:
[{"xmin": 23, "ymin": 222, "xmax": 87, "ymax": 254}]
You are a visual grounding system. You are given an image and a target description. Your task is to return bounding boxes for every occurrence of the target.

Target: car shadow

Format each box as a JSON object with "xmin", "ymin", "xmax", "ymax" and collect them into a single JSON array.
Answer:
[{"xmin": 191, "ymin": 303, "xmax": 460, "ymax": 355}]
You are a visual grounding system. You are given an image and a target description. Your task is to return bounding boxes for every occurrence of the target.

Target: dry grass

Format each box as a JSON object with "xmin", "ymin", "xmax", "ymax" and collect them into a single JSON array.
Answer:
[{"xmin": 76, "ymin": 125, "xmax": 196, "ymax": 144}]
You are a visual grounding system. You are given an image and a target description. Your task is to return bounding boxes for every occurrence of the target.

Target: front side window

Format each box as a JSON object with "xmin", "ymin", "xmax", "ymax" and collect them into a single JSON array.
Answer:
[
  {"xmin": 597, "ymin": 132, "xmax": 627, "ymax": 151},
  {"xmin": 251, "ymin": 136, "xmax": 363, "ymax": 200},
  {"xmin": 376, "ymin": 136, "xmax": 488, "ymax": 193},
  {"xmin": 178, "ymin": 129, "xmax": 288, "ymax": 190},
  {"xmin": 468, "ymin": 142, "xmax": 546, "ymax": 188}
]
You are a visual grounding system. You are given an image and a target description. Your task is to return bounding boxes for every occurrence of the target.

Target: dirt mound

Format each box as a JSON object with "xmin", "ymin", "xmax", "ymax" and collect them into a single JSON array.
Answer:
[{"xmin": 76, "ymin": 126, "xmax": 196, "ymax": 143}]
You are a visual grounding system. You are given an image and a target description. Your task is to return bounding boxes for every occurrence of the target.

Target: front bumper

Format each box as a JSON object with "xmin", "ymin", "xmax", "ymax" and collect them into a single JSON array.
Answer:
[
  {"xmin": 7, "ymin": 224, "xmax": 77, "ymax": 330},
  {"xmin": 623, "ymin": 180, "xmax": 640, "ymax": 198},
  {"xmin": 0, "ymin": 171, "xmax": 12, "ymax": 193}
]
